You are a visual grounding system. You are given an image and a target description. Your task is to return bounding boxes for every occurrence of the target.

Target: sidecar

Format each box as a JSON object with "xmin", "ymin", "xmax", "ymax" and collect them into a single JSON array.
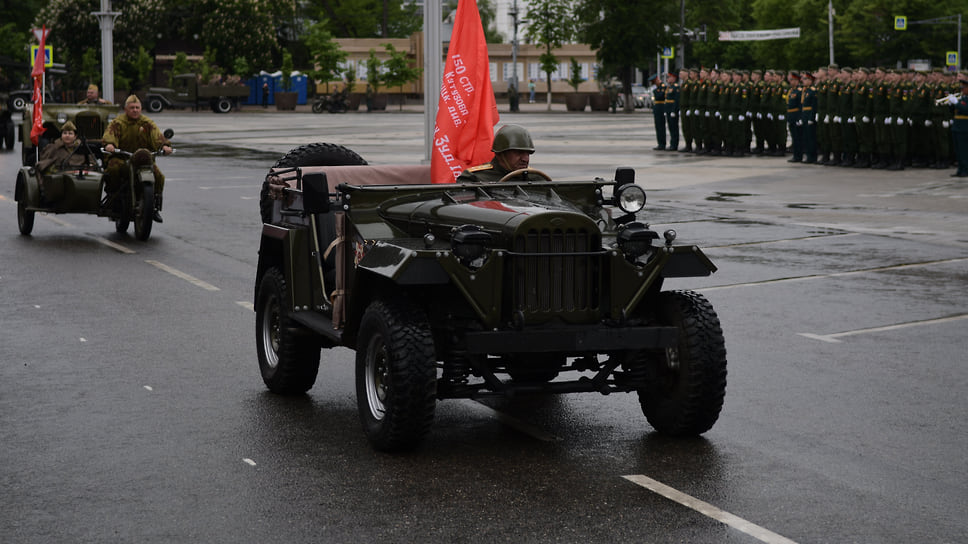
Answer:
[{"xmin": 15, "ymin": 162, "xmax": 106, "ymax": 235}]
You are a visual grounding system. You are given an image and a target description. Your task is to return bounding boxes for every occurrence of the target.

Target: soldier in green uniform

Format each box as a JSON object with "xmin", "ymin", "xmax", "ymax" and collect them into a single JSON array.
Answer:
[
  {"xmin": 852, "ymin": 68, "xmax": 874, "ymax": 168},
  {"xmin": 457, "ymin": 124, "xmax": 537, "ymax": 182},
  {"xmin": 679, "ymin": 69, "xmax": 694, "ymax": 152},
  {"xmin": 929, "ymin": 69, "xmax": 953, "ymax": 169},
  {"xmin": 786, "ymin": 71, "xmax": 803, "ymax": 162},
  {"xmin": 909, "ymin": 71, "xmax": 932, "ymax": 167},
  {"xmin": 704, "ymin": 68, "xmax": 722, "ymax": 155},
  {"xmin": 715, "ymin": 69, "xmax": 732, "ymax": 155},
  {"xmin": 694, "ymin": 68, "xmax": 710, "ymax": 154},
  {"xmin": 815, "ymin": 67, "xmax": 830, "ymax": 163},
  {"xmin": 800, "ymin": 72, "xmax": 818, "ymax": 163},
  {"xmin": 102, "ymin": 95, "xmax": 172, "ymax": 222},
  {"xmin": 887, "ymin": 69, "xmax": 908, "ymax": 170},
  {"xmin": 750, "ymin": 69, "xmax": 767, "ymax": 154},
  {"xmin": 665, "ymin": 71, "xmax": 681, "ymax": 151},
  {"xmin": 871, "ymin": 68, "xmax": 892, "ymax": 169},
  {"xmin": 78, "ymin": 84, "xmax": 110, "ymax": 105},
  {"xmin": 840, "ymin": 68, "xmax": 859, "ymax": 166},
  {"xmin": 771, "ymin": 70, "xmax": 789, "ymax": 156},
  {"xmin": 945, "ymin": 76, "xmax": 968, "ymax": 177}
]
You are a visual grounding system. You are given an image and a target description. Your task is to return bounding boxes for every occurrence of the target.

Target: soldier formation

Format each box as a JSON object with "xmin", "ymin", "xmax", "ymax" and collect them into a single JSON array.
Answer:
[{"xmin": 651, "ymin": 65, "xmax": 966, "ymax": 173}]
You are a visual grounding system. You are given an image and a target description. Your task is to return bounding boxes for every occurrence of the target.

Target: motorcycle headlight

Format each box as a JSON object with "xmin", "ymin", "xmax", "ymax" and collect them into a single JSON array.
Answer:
[
  {"xmin": 617, "ymin": 222, "xmax": 659, "ymax": 260},
  {"xmin": 56, "ymin": 112, "xmax": 68, "ymax": 124},
  {"xmin": 615, "ymin": 184, "xmax": 646, "ymax": 214},
  {"xmin": 451, "ymin": 225, "xmax": 492, "ymax": 268}
]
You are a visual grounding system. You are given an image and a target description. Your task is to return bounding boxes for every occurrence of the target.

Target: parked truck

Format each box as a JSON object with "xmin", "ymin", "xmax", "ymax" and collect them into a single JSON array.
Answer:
[{"xmin": 144, "ymin": 73, "xmax": 249, "ymax": 114}]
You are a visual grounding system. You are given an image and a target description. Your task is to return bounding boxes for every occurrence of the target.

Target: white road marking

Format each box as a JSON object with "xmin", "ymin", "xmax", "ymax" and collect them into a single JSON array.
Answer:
[
  {"xmin": 91, "ymin": 236, "xmax": 136, "ymax": 254},
  {"xmin": 79, "ymin": 338, "xmax": 87, "ymax": 342},
  {"xmin": 144, "ymin": 385, "xmax": 153, "ymax": 391},
  {"xmin": 198, "ymin": 184, "xmax": 257, "ymax": 190},
  {"xmin": 236, "ymin": 301, "xmax": 254, "ymax": 311},
  {"xmin": 145, "ymin": 260, "xmax": 220, "ymax": 291},
  {"xmin": 798, "ymin": 313, "xmax": 968, "ymax": 343},
  {"xmin": 700, "ymin": 257, "xmax": 968, "ymax": 292},
  {"xmin": 243, "ymin": 458, "xmax": 257, "ymax": 466},
  {"xmin": 622, "ymin": 474, "xmax": 799, "ymax": 544},
  {"xmin": 463, "ymin": 400, "xmax": 562, "ymax": 442},
  {"xmin": 44, "ymin": 214, "xmax": 73, "ymax": 227}
]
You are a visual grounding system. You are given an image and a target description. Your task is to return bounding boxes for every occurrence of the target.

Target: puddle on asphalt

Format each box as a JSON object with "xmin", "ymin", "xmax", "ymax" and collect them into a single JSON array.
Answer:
[
  {"xmin": 175, "ymin": 142, "xmax": 283, "ymax": 162},
  {"xmin": 706, "ymin": 192, "xmax": 757, "ymax": 202}
]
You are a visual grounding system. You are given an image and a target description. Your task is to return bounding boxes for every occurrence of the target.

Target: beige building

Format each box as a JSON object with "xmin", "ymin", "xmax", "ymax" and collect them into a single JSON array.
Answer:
[{"xmin": 328, "ymin": 35, "xmax": 602, "ymax": 98}]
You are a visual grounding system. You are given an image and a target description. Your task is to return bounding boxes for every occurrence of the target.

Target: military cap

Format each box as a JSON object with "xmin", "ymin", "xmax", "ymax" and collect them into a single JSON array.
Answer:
[
  {"xmin": 959, "ymin": 77, "xmax": 968, "ymax": 85},
  {"xmin": 752, "ymin": 69, "xmax": 763, "ymax": 75},
  {"xmin": 60, "ymin": 121, "xmax": 77, "ymax": 132},
  {"xmin": 87, "ymin": 84, "xmax": 99, "ymax": 92},
  {"xmin": 789, "ymin": 71, "xmax": 800, "ymax": 78},
  {"xmin": 840, "ymin": 67, "xmax": 853, "ymax": 74},
  {"xmin": 858, "ymin": 67, "xmax": 871, "ymax": 74},
  {"xmin": 828, "ymin": 63, "xmax": 839, "ymax": 69},
  {"xmin": 124, "ymin": 94, "xmax": 141, "ymax": 105}
]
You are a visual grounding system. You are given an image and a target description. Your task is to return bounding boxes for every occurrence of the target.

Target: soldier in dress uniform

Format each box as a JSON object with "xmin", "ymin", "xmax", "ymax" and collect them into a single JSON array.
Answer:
[
  {"xmin": 651, "ymin": 74, "xmax": 667, "ymax": 151},
  {"xmin": 887, "ymin": 69, "xmax": 908, "ymax": 170},
  {"xmin": 665, "ymin": 71, "xmax": 681, "ymax": 151},
  {"xmin": 694, "ymin": 68, "xmax": 710, "ymax": 154},
  {"xmin": 786, "ymin": 71, "xmax": 803, "ymax": 162},
  {"xmin": 800, "ymin": 72, "xmax": 818, "ymax": 163},
  {"xmin": 945, "ymin": 76, "xmax": 968, "ymax": 177},
  {"xmin": 871, "ymin": 68, "xmax": 892, "ymax": 169},
  {"xmin": 750, "ymin": 69, "xmax": 768, "ymax": 154},
  {"xmin": 852, "ymin": 68, "xmax": 875, "ymax": 168},
  {"xmin": 679, "ymin": 69, "xmax": 694, "ymax": 152}
]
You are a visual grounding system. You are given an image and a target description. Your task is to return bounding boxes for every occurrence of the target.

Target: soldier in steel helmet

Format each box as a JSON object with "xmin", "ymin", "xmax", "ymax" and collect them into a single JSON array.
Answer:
[{"xmin": 457, "ymin": 124, "xmax": 539, "ymax": 182}]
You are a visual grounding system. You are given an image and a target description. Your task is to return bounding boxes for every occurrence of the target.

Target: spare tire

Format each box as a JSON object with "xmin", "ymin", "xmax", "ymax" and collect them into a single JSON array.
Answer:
[{"xmin": 260, "ymin": 143, "xmax": 367, "ymax": 224}]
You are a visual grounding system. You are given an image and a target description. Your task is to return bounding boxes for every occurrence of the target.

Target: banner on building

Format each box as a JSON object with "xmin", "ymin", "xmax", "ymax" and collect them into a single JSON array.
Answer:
[{"xmin": 718, "ymin": 28, "xmax": 800, "ymax": 41}]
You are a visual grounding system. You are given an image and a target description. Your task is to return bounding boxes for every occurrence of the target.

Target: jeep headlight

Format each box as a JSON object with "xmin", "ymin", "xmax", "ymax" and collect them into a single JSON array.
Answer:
[
  {"xmin": 617, "ymin": 222, "xmax": 659, "ymax": 261},
  {"xmin": 56, "ymin": 112, "xmax": 68, "ymax": 124},
  {"xmin": 451, "ymin": 225, "xmax": 492, "ymax": 268},
  {"xmin": 615, "ymin": 184, "xmax": 646, "ymax": 214}
]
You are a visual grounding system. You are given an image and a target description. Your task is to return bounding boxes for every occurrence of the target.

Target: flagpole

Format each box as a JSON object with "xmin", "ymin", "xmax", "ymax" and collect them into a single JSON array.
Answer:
[
  {"xmin": 423, "ymin": 0, "xmax": 442, "ymax": 163},
  {"xmin": 828, "ymin": 1, "xmax": 835, "ymax": 65}
]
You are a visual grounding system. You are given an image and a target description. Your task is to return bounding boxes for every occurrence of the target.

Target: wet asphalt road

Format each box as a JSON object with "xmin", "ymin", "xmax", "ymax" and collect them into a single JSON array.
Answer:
[{"xmin": 1, "ymin": 108, "xmax": 967, "ymax": 543}]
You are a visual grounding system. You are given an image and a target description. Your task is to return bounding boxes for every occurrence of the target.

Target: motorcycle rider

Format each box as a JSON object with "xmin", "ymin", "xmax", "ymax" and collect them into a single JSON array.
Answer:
[
  {"xmin": 457, "ymin": 124, "xmax": 538, "ymax": 182},
  {"xmin": 102, "ymin": 95, "xmax": 172, "ymax": 222}
]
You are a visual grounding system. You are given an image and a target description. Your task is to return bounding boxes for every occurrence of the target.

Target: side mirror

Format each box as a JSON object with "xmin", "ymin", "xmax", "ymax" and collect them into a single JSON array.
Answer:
[{"xmin": 302, "ymin": 171, "xmax": 330, "ymax": 214}]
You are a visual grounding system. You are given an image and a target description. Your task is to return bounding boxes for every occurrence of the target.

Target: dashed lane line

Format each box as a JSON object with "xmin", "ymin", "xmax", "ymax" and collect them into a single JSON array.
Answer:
[
  {"xmin": 237, "ymin": 301, "xmax": 254, "ymax": 311},
  {"xmin": 798, "ymin": 313, "xmax": 968, "ymax": 343},
  {"xmin": 90, "ymin": 235, "xmax": 136, "ymax": 254},
  {"xmin": 622, "ymin": 474, "xmax": 799, "ymax": 544},
  {"xmin": 145, "ymin": 260, "xmax": 220, "ymax": 291}
]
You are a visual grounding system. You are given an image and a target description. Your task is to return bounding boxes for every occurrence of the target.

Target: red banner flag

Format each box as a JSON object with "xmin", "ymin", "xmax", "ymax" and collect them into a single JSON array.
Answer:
[
  {"xmin": 30, "ymin": 26, "xmax": 49, "ymax": 146},
  {"xmin": 430, "ymin": 0, "xmax": 499, "ymax": 183}
]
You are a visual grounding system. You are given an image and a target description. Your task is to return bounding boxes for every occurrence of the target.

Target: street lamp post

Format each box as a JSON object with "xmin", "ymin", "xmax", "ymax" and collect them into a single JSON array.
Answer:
[{"xmin": 91, "ymin": 0, "xmax": 120, "ymax": 103}]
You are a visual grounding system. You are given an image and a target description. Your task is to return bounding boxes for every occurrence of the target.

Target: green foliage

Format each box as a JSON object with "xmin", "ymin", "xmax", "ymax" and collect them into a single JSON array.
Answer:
[
  {"xmin": 233, "ymin": 57, "xmax": 251, "ymax": 78},
  {"xmin": 305, "ymin": 20, "xmax": 348, "ymax": 85},
  {"xmin": 365, "ymin": 49, "xmax": 383, "ymax": 94},
  {"xmin": 442, "ymin": 0, "xmax": 505, "ymax": 43},
  {"xmin": 197, "ymin": 0, "xmax": 294, "ymax": 70},
  {"xmin": 132, "ymin": 46, "xmax": 153, "ymax": 89},
  {"xmin": 380, "ymin": 42, "xmax": 421, "ymax": 109},
  {"xmin": 281, "ymin": 50, "xmax": 294, "ymax": 91},
  {"xmin": 308, "ymin": 0, "xmax": 420, "ymax": 38},
  {"xmin": 172, "ymin": 52, "xmax": 191, "ymax": 78},
  {"xmin": 567, "ymin": 57, "xmax": 586, "ymax": 92},
  {"xmin": 79, "ymin": 48, "xmax": 100, "ymax": 89},
  {"xmin": 344, "ymin": 66, "xmax": 357, "ymax": 93},
  {"xmin": 526, "ymin": 0, "xmax": 579, "ymax": 105}
]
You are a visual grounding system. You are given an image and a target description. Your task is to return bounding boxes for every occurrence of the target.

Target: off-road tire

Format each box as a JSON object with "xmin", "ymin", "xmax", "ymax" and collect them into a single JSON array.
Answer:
[
  {"xmin": 146, "ymin": 98, "xmax": 164, "ymax": 113},
  {"xmin": 17, "ymin": 198, "xmax": 35, "ymax": 235},
  {"xmin": 638, "ymin": 290, "xmax": 727, "ymax": 436},
  {"xmin": 256, "ymin": 267, "xmax": 321, "ymax": 394},
  {"xmin": 134, "ymin": 185, "xmax": 154, "ymax": 241},
  {"xmin": 260, "ymin": 143, "xmax": 367, "ymax": 224},
  {"xmin": 356, "ymin": 298, "xmax": 437, "ymax": 452}
]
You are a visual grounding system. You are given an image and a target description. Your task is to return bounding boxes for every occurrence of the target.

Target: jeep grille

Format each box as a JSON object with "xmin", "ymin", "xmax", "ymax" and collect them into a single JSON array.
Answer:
[{"xmin": 509, "ymin": 227, "xmax": 602, "ymax": 321}]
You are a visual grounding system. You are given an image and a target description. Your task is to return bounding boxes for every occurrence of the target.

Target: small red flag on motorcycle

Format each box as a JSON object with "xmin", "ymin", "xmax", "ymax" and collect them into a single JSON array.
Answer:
[{"xmin": 430, "ymin": 0, "xmax": 499, "ymax": 183}]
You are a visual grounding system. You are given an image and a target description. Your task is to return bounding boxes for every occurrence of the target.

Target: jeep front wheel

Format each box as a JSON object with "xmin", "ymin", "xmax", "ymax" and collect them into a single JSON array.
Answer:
[
  {"xmin": 256, "ymin": 267, "xmax": 321, "ymax": 394},
  {"xmin": 639, "ymin": 290, "xmax": 727, "ymax": 436},
  {"xmin": 356, "ymin": 298, "xmax": 436, "ymax": 452}
]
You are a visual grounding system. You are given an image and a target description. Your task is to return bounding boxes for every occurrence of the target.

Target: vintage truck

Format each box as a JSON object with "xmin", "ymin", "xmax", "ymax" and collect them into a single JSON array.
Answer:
[
  {"xmin": 143, "ymin": 73, "xmax": 249, "ymax": 113},
  {"xmin": 255, "ymin": 143, "xmax": 727, "ymax": 452}
]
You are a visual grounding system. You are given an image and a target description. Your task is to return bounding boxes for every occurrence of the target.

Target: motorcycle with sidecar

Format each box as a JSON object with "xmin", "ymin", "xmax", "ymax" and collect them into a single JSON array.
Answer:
[{"xmin": 15, "ymin": 128, "xmax": 174, "ymax": 241}]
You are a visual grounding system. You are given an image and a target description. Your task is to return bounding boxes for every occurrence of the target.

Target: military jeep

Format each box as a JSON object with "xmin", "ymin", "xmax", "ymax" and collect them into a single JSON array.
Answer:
[{"xmin": 255, "ymin": 143, "xmax": 727, "ymax": 452}]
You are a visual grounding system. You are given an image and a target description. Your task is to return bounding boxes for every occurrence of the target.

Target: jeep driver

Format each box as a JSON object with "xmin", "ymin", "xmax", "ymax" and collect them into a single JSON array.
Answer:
[{"xmin": 457, "ymin": 124, "xmax": 549, "ymax": 182}]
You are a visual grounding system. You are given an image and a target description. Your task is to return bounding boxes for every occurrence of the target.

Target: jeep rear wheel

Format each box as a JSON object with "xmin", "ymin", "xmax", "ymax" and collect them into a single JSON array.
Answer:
[
  {"xmin": 356, "ymin": 298, "xmax": 436, "ymax": 452},
  {"xmin": 17, "ymin": 198, "xmax": 34, "ymax": 235},
  {"xmin": 146, "ymin": 98, "xmax": 164, "ymax": 113},
  {"xmin": 256, "ymin": 267, "xmax": 321, "ymax": 394},
  {"xmin": 261, "ymin": 143, "xmax": 367, "ymax": 224},
  {"xmin": 639, "ymin": 290, "xmax": 727, "ymax": 436}
]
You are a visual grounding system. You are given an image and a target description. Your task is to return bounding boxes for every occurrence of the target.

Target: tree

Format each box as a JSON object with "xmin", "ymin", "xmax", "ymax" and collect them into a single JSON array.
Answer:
[
  {"xmin": 524, "ymin": 0, "xmax": 578, "ymax": 110},
  {"xmin": 380, "ymin": 42, "xmax": 422, "ymax": 110},
  {"xmin": 566, "ymin": 57, "xmax": 585, "ymax": 92},
  {"xmin": 307, "ymin": 0, "xmax": 420, "ymax": 38},
  {"xmin": 365, "ymin": 49, "xmax": 383, "ymax": 95},
  {"xmin": 576, "ymin": 0, "xmax": 677, "ymax": 110},
  {"xmin": 281, "ymin": 49, "xmax": 294, "ymax": 91},
  {"xmin": 197, "ymin": 0, "xmax": 295, "ymax": 70},
  {"xmin": 305, "ymin": 19, "xmax": 348, "ymax": 93}
]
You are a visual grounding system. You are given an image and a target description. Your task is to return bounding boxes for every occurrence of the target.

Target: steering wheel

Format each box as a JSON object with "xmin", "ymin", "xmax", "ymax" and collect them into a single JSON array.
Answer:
[{"xmin": 498, "ymin": 168, "xmax": 553, "ymax": 182}]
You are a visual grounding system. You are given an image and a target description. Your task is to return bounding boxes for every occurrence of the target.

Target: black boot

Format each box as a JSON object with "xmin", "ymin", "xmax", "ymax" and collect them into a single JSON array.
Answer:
[
  {"xmin": 153, "ymin": 194, "xmax": 164, "ymax": 223},
  {"xmin": 853, "ymin": 154, "xmax": 870, "ymax": 168}
]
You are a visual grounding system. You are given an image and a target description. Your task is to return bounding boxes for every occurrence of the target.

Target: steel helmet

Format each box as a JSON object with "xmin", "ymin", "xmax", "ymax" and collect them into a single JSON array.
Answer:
[{"xmin": 491, "ymin": 124, "xmax": 535, "ymax": 153}]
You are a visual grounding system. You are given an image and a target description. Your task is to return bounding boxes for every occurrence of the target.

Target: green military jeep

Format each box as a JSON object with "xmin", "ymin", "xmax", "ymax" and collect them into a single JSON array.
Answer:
[{"xmin": 255, "ymin": 143, "xmax": 727, "ymax": 452}]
